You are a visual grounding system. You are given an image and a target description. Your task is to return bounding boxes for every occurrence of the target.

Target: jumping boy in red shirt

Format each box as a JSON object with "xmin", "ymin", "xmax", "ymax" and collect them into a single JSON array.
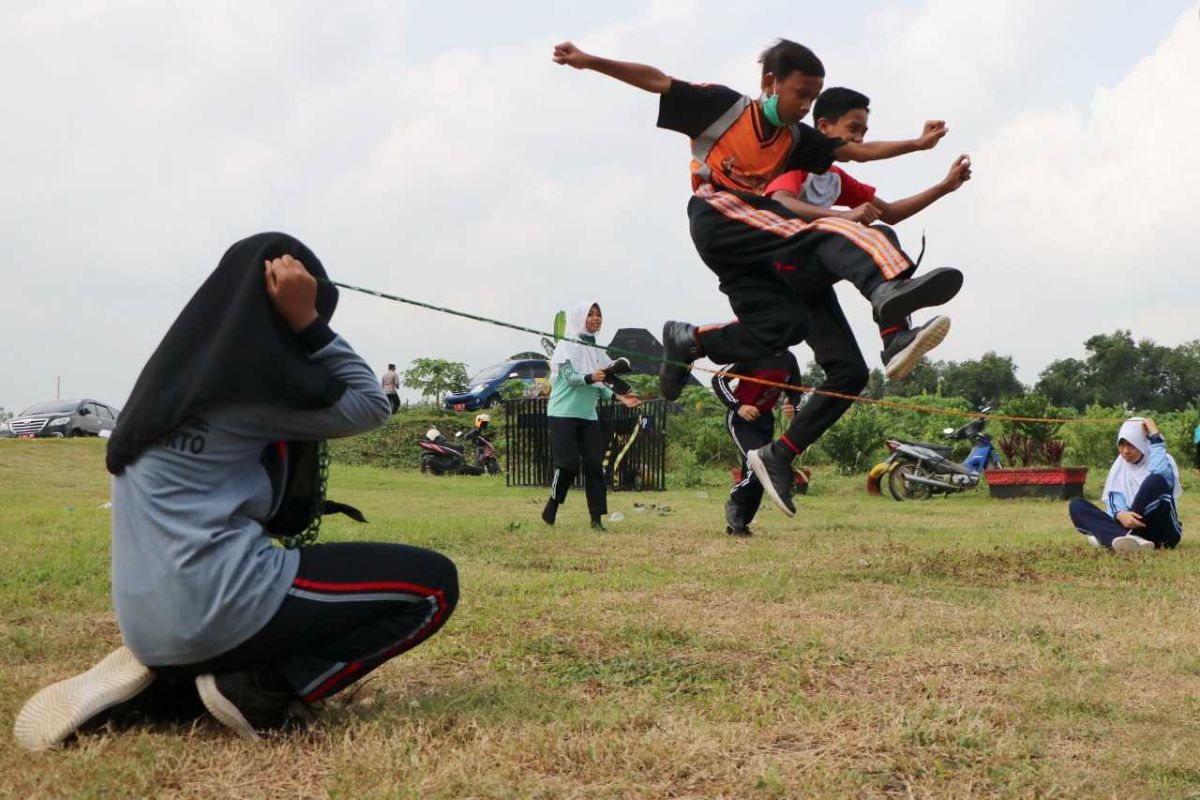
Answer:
[
  {"xmin": 753, "ymin": 86, "xmax": 973, "ymax": 493},
  {"xmin": 553, "ymin": 39, "xmax": 963, "ymax": 518}
]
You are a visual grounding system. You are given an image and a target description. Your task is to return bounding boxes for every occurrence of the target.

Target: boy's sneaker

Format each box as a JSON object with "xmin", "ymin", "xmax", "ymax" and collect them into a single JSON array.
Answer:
[
  {"xmin": 870, "ymin": 268, "xmax": 962, "ymax": 327},
  {"xmin": 746, "ymin": 446, "xmax": 796, "ymax": 517},
  {"xmin": 660, "ymin": 321, "xmax": 701, "ymax": 401},
  {"xmin": 881, "ymin": 316, "xmax": 951, "ymax": 380},
  {"xmin": 1112, "ymin": 534, "xmax": 1155, "ymax": 552},
  {"xmin": 14, "ymin": 645, "xmax": 155, "ymax": 751},
  {"xmin": 196, "ymin": 670, "xmax": 294, "ymax": 741},
  {"xmin": 541, "ymin": 499, "xmax": 559, "ymax": 526},
  {"xmin": 724, "ymin": 500, "xmax": 751, "ymax": 536}
]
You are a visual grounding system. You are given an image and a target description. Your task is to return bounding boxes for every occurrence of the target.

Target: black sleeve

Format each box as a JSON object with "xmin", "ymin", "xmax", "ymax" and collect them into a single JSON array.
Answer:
[
  {"xmin": 785, "ymin": 123, "xmax": 843, "ymax": 175},
  {"xmin": 711, "ymin": 370, "xmax": 741, "ymax": 411},
  {"xmin": 657, "ymin": 79, "xmax": 744, "ymax": 138},
  {"xmin": 784, "ymin": 353, "xmax": 804, "ymax": 407},
  {"xmin": 296, "ymin": 319, "xmax": 337, "ymax": 354}
]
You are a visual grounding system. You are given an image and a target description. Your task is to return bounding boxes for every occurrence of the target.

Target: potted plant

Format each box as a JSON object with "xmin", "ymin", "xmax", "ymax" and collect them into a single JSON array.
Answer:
[{"xmin": 983, "ymin": 395, "xmax": 1087, "ymax": 500}]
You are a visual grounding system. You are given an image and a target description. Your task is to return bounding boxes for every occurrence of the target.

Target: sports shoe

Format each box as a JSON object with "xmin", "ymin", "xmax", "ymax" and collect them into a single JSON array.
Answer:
[
  {"xmin": 1112, "ymin": 534, "xmax": 1155, "ymax": 552},
  {"xmin": 14, "ymin": 645, "xmax": 155, "ymax": 751},
  {"xmin": 1086, "ymin": 535, "xmax": 1102, "ymax": 549},
  {"xmin": 196, "ymin": 670, "xmax": 294, "ymax": 741},
  {"xmin": 541, "ymin": 499, "xmax": 559, "ymax": 526},
  {"xmin": 724, "ymin": 499, "xmax": 753, "ymax": 536},
  {"xmin": 590, "ymin": 514, "xmax": 606, "ymax": 531},
  {"xmin": 746, "ymin": 445, "xmax": 796, "ymax": 517},
  {"xmin": 869, "ymin": 268, "xmax": 963, "ymax": 327},
  {"xmin": 881, "ymin": 316, "xmax": 951, "ymax": 380},
  {"xmin": 660, "ymin": 321, "xmax": 701, "ymax": 401}
]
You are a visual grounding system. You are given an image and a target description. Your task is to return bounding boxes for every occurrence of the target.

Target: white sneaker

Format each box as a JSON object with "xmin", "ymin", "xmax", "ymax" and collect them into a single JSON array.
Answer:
[
  {"xmin": 1086, "ymin": 535, "xmax": 1102, "ymax": 549},
  {"xmin": 1112, "ymin": 534, "xmax": 1155, "ymax": 552},
  {"xmin": 13, "ymin": 646, "xmax": 155, "ymax": 751}
]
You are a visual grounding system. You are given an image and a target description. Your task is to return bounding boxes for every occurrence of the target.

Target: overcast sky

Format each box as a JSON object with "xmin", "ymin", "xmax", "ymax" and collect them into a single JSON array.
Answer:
[{"xmin": 2, "ymin": 1, "xmax": 1198, "ymax": 414}]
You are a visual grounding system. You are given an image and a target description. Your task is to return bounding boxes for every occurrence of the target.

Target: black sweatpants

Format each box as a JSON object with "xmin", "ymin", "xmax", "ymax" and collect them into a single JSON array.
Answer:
[
  {"xmin": 727, "ymin": 411, "xmax": 775, "ymax": 523},
  {"xmin": 687, "ymin": 187, "xmax": 915, "ymax": 364},
  {"xmin": 1068, "ymin": 474, "xmax": 1182, "ymax": 550},
  {"xmin": 160, "ymin": 542, "xmax": 458, "ymax": 703},
  {"xmin": 549, "ymin": 416, "xmax": 607, "ymax": 516},
  {"xmin": 778, "ymin": 286, "xmax": 870, "ymax": 455}
]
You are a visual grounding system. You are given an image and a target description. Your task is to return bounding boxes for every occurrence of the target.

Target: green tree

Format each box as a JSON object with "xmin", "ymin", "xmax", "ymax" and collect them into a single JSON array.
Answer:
[
  {"xmin": 884, "ymin": 357, "xmax": 941, "ymax": 396},
  {"xmin": 402, "ymin": 358, "xmax": 469, "ymax": 406},
  {"xmin": 1034, "ymin": 357, "xmax": 1091, "ymax": 410},
  {"xmin": 0, "ymin": 407, "xmax": 11, "ymax": 423},
  {"xmin": 939, "ymin": 351, "xmax": 1024, "ymax": 408}
]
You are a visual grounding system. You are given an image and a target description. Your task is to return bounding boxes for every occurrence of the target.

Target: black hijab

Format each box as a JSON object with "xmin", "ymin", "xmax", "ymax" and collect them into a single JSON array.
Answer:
[{"xmin": 106, "ymin": 232, "xmax": 347, "ymax": 475}]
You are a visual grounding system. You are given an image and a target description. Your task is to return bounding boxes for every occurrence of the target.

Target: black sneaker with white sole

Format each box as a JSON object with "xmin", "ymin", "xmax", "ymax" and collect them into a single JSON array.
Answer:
[
  {"xmin": 881, "ymin": 316, "xmax": 951, "ymax": 381},
  {"xmin": 746, "ymin": 445, "xmax": 796, "ymax": 517},
  {"xmin": 870, "ymin": 268, "xmax": 962, "ymax": 327},
  {"xmin": 660, "ymin": 321, "xmax": 701, "ymax": 401},
  {"xmin": 724, "ymin": 500, "xmax": 751, "ymax": 536},
  {"xmin": 196, "ymin": 670, "xmax": 295, "ymax": 741},
  {"xmin": 13, "ymin": 645, "xmax": 156, "ymax": 751}
]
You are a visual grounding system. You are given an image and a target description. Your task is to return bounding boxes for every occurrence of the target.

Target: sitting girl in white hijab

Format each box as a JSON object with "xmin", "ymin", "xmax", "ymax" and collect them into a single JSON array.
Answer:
[{"xmin": 1068, "ymin": 417, "xmax": 1182, "ymax": 551}]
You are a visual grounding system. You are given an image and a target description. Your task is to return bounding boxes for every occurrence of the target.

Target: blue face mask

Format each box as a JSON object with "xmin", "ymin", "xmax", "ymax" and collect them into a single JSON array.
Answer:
[{"xmin": 762, "ymin": 90, "xmax": 783, "ymax": 127}]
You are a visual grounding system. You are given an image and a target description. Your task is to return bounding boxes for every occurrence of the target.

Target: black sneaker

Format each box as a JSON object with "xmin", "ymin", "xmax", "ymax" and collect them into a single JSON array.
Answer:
[
  {"xmin": 590, "ymin": 514, "xmax": 607, "ymax": 531},
  {"xmin": 881, "ymin": 316, "xmax": 951, "ymax": 381},
  {"xmin": 746, "ymin": 445, "xmax": 796, "ymax": 517},
  {"xmin": 542, "ymin": 499, "xmax": 558, "ymax": 526},
  {"xmin": 870, "ymin": 268, "xmax": 962, "ymax": 327},
  {"xmin": 196, "ymin": 670, "xmax": 294, "ymax": 741},
  {"xmin": 660, "ymin": 321, "xmax": 701, "ymax": 401},
  {"xmin": 724, "ymin": 500, "xmax": 750, "ymax": 535},
  {"xmin": 14, "ymin": 646, "xmax": 156, "ymax": 751}
]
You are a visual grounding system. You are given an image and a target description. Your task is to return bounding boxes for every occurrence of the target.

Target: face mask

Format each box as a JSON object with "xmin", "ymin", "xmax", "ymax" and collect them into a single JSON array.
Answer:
[{"xmin": 762, "ymin": 87, "xmax": 783, "ymax": 127}]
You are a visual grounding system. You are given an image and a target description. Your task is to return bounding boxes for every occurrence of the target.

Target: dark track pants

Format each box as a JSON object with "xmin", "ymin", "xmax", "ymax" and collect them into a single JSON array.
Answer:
[
  {"xmin": 687, "ymin": 188, "xmax": 914, "ymax": 364},
  {"xmin": 1068, "ymin": 474, "xmax": 1182, "ymax": 550},
  {"xmin": 549, "ymin": 416, "xmax": 607, "ymax": 516},
  {"xmin": 727, "ymin": 411, "xmax": 774, "ymax": 523},
  {"xmin": 160, "ymin": 542, "xmax": 458, "ymax": 703},
  {"xmin": 778, "ymin": 286, "xmax": 870, "ymax": 455}
]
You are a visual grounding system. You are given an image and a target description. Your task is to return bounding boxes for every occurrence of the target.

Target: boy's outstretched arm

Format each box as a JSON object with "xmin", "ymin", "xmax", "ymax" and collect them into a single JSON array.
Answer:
[
  {"xmin": 874, "ymin": 154, "xmax": 972, "ymax": 225},
  {"xmin": 835, "ymin": 120, "xmax": 947, "ymax": 163},
  {"xmin": 553, "ymin": 42, "xmax": 671, "ymax": 94},
  {"xmin": 769, "ymin": 190, "xmax": 881, "ymax": 224}
]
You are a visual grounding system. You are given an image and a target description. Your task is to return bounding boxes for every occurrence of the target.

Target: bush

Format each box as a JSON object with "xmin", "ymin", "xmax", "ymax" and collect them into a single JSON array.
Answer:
[
  {"xmin": 327, "ymin": 408, "xmax": 501, "ymax": 470},
  {"xmin": 814, "ymin": 404, "xmax": 886, "ymax": 475}
]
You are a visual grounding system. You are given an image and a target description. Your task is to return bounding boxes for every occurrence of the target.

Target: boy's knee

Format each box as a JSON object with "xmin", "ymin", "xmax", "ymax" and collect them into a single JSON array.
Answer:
[
  {"xmin": 870, "ymin": 224, "xmax": 900, "ymax": 247},
  {"xmin": 826, "ymin": 361, "xmax": 869, "ymax": 393}
]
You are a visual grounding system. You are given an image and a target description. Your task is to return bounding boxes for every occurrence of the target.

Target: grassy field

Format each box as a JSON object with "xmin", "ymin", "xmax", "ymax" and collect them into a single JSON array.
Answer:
[{"xmin": 3, "ymin": 439, "xmax": 1200, "ymax": 799}]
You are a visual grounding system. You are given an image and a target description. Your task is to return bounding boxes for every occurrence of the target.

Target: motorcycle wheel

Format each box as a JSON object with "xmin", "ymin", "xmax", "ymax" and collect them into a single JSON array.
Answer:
[
  {"xmin": 888, "ymin": 462, "xmax": 933, "ymax": 501},
  {"xmin": 485, "ymin": 459, "xmax": 500, "ymax": 475}
]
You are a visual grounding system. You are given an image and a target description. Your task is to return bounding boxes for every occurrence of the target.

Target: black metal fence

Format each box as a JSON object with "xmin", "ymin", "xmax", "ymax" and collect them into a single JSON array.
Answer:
[{"xmin": 504, "ymin": 398, "xmax": 668, "ymax": 491}]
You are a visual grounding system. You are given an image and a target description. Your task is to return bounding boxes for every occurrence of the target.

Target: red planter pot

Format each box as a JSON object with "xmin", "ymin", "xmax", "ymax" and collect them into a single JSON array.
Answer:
[{"xmin": 984, "ymin": 466, "xmax": 1088, "ymax": 500}]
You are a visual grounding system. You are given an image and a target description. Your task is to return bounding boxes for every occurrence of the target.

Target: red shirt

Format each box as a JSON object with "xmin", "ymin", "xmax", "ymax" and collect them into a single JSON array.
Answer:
[{"xmin": 764, "ymin": 165, "xmax": 875, "ymax": 208}]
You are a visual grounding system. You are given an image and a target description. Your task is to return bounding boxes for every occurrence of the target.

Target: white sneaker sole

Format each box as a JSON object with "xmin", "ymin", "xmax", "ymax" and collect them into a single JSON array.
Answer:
[
  {"xmin": 13, "ymin": 645, "xmax": 154, "ymax": 751},
  {"xmin": 884, "ymin": 316, "xmax": 951, "ymax": 381},
  {"xmin": 746, "ymin": 448, "xmax": 795, "ymax": 518},
  {"xmin": 1112, "ymin": 535, "xmax": 1155, "ymax": 552},
  {"xmin": 195, "ymin": 674, "xmax": 261, "ymax": 741}
]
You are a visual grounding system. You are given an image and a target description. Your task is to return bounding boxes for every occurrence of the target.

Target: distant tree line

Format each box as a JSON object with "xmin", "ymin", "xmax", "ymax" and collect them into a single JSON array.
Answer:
[{"xmin": 805, "ymin": 330, "xmax": 1200, "ymax": 413}]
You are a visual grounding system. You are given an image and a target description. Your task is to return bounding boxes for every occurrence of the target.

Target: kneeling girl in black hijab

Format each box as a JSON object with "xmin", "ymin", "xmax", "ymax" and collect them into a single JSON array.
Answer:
[{"xmin": 15, "ymin": 233, "xmax": 458, "ymax": 748}]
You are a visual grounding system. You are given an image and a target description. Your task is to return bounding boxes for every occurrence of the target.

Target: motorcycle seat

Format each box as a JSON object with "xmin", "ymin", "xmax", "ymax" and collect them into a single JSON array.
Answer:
[{"xmin": 894, "ymin": 439, "xmax": 952, "ymax": 456}]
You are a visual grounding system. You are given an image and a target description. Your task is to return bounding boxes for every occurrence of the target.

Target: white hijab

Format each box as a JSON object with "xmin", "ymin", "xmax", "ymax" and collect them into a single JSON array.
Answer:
[
  {"xmin": 1101, "ymin": 417, "xmax": 1182, "ymax": 504},
  {"xmin": 550, "ymin": 300, "xmax": 605, "ymax": 380}
]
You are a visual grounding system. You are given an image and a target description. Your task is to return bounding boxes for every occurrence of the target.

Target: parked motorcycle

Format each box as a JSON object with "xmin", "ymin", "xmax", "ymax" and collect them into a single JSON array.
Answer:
[
  {"xmin": 418, "ymin": 427, "xmax": 500, "ymax": 476},
  {"xmin": 867, "ymin": 408, "xmax": 1001, "ymax": 501}
]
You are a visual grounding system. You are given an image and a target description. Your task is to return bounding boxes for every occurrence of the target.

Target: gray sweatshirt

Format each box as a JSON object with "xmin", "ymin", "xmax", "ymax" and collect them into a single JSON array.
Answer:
[{"xmin": 111, "ymin": 333, "xmax": 391, "ymax": 666}]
